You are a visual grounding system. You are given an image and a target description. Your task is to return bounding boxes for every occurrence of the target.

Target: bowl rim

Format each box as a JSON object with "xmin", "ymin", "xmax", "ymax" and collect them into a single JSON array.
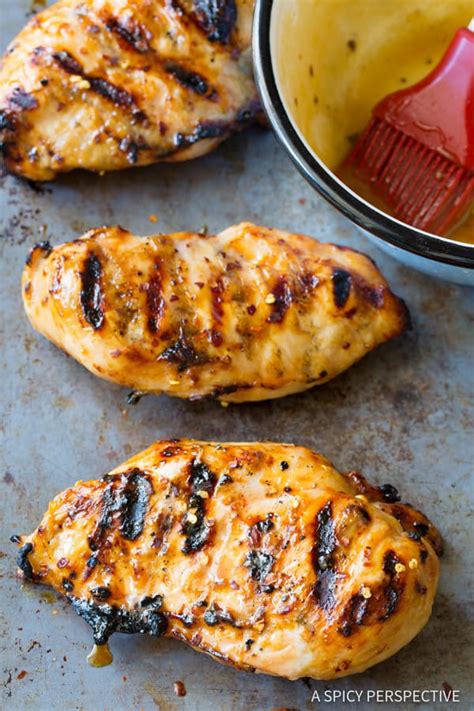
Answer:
[{"xmin": 252, "ymin": 0, "xmax": 474, "ymax": 269}]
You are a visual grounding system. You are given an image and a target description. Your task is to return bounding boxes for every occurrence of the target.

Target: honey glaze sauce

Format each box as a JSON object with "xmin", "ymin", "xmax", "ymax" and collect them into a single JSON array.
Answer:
[
  {"xmin": 336, "ymin": 163, "xmax": 474, "ymax": 244},
  {"xmin": 87, "ymin": 642, "xmax": 113, "ymax": 667},
  {"xmin": 272, "ymin": 0, "xmax": 473, "ymax": 244}
]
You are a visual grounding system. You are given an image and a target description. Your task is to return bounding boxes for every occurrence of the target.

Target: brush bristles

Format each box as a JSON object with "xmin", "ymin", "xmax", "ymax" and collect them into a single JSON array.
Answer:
[{"xmin": 347, "ymin": 117, "xmax": 474, "ymax": 234}]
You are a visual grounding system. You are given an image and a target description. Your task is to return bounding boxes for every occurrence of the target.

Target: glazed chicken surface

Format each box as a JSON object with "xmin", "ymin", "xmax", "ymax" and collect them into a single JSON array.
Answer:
[
  {"xmin": 22, "ymin": 222, "xmax": 409, "ymax": 403},
  {"xmin": 15, "ymin": 440, "xmax": 442, "ymax": 680},
  {"xmin": 0, "ymin": 0, "xmax": 257, "ymax": 180}
]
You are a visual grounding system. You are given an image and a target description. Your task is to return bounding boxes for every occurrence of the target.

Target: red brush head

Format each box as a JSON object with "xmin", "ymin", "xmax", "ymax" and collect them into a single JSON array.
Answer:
[{"xmin": 373, "ymin": 26, "xmax": 474, "ymax": 170}]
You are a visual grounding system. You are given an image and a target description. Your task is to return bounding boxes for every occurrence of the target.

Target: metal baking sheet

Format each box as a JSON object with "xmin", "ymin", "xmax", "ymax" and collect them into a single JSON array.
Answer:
[{"xmin": 1, "ymin": 2, "xmax": 473, "ymax": 709}]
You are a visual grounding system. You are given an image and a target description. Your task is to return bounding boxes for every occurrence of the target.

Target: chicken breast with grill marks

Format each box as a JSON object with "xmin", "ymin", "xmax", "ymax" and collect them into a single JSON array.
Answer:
[
  {"xmin": 14, "ymin": 440, "xmax": 442, "ymax": 680},
  {"xmin": 22, "ymin": 222, "xmax": 409, "ymax": 403},
  {"xmin": 0, "ymin": 0, "xmax": 258, "ymax": 180}
]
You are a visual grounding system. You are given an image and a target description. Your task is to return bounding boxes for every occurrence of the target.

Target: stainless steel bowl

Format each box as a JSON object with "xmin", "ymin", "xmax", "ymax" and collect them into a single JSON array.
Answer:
[{"xmin": 252, "ymin": 0, "xmax": 474, "ymax": 285}]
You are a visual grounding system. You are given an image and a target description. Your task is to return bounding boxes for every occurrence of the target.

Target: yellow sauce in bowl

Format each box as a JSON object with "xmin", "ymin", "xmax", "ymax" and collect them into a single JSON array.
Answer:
[{"xmin": 271, "ymin": 0, "xmax": 474, "ymax": 244}]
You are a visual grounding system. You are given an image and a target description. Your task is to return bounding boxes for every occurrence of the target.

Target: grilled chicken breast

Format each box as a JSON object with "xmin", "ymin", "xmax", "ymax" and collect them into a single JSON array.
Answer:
[
  {"xmin": 0, "ymin": 0, "xmax": 257, "ymax": 180},
  {"xmin": 22, "ymin": 222, "xmax": 409, "ymax": 403},
  {"xmin": 14, "ymin": 440, "xmax": 442, "ymax": 680}
]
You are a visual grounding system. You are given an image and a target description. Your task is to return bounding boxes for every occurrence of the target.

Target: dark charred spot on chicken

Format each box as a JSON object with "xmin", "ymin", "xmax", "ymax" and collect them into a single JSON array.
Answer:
[
  {"xmin": 389, "ymin": 505, "xmax": 442, "ymax": 555},
  {"xmin": 17, "ymin": 542, "xmax": 34, "ymax": 580},
  {"xmin": 172, "ymin": 120, "xmax": 229, "ymax": 152},
  {"xmin": 298, "ymin": 271, "xmax": 319, "ymax": 295},
  {"xmin": 8, "ymin": 87, "xmax": 38, "ymax": 111},
  {"xmin": 88, "ymin": 481, "xmax": 119, "ymax": 551},
  {"xmin": 338, "ymin": 551, "xmax": 405, "ymax": 636},
  {"xmin": 118, "ymin": 137, "xmax": 140, "ymax": 164},
  {"xmin": 267, "ymin": 277, "xmax": 293, "ymax": 324},
  {"xmin": 198, "ymin": 384, "xmax": 251, "ymax": 401},
  {"xmin": 65, "ymin": 493, "xmax": 95, "ymax": 521},
  {"xmin": 338, "ymin": 593, "xmax": 370, "ymax": 637},
  {"xmin": 151, "ymin": 512, "xmax": 174, "ymax": 551},
  {"xmin": 332, "ymin": 268, "xmax": 352, "ymax": 308},
  {"xmin": 87, "ymin": 470, "xmax": 152, "ymax": 550},
  {"xmin": 91, "ymin": 586, "xmax": 112, "ymax": 601},
  {"xmin": 190, "ymin": 460, "xmax": 217, "ymax": 495},
  {"xmin": 378, "ymin": 483, "xmax": 400, "ymax": 503},
  {"xmin": 256, "ymin": 517, "xmax": 274, "ymax": 534},
  {"xmin": 25, "ymin": 240, "xmax": 52, "ymax": 266},
  {"xmin": 245, "ymin": 550, "xmax": 275, "ymax": 585},
  {"xmin": 361, "ymin": 284, "xmax": 385, "ymax": 309},
  {"xmin": 164, "ymin": 61, "xmax": 211, "ymax": 97},
  {"xmin": 119, "ymin": 470, "xmax": 153, "ymax": 541},
  {"xmin": 280, "ymin": 460, "xmax": 289, "ymax": 471},
  {"xmin": 204, "ymin": 602, "xmax": 238, "ymax": 627},
  {"xmin": 181, "ymin": 460, "xmax": 217, "ymax": 554},
  {"xmin": 170, "ymin": 611, "xmax": 195, "ymax": 627},
  {"xmin": 410, "ymin": 521, "xmax": 429, "ymax": 540},
  {"xmin": 86, "ymin": 554, "xmax": 99, "ymax": 569},
  {"xmin": 341, "ymin": 503, "xmax": 371, "ymax": 527},
  {"xmin": 249, "ymin": 516, "xmax": 274, "ymax": 546},
  {"xmin": 161, "ymin": 445, "xmax": 183, "ymax": 458},
  {"xmin": 89, "ymin": 78, "xmax": 135, "ymax": 108},
  {"xmin": 106, "ymin": 17, "xmax": 151, "ymax": 53},
  {"xmin": 53, "ymin": 50, "xmax": 82, "ymax": 75},
  {"xmin": 381, "ymin": 550, "xmax": 404, "ymax": 620},
  {"xmin": 383, "ymin": 586, "xmax": 400, "ymax": 619},
  {"xmin": 53, "ymin": 50, "xmax": 136, "ymax": 110},
  {"xmin": 312, "ymin": 502, "xmax": 338, "ymax": 611},
  {"xmin": 62, "ymin": 578, "xmax": 74, "ymax": 592},
  {"xmin": 158, "ymin": 329, "xmax": 205, "ymax": 371},
  {"xmin": 141, "ymin": 594, "xmax": 163, "ymax": 609},
  {"xmin": 80, "ymin": 253, "xmax": 104, "ymax": 330},
  {"xmin": 0, "ymin": 111, "xmax": 14, "ymax": 132},
  {"xmin": 192, "ymin": 0, "xmax": 237, "ymax": 43},
  {"xmin": 144, "ymin": 266, "xmax": 164, "ymax": 333},
  {"xmin": 69, "ymin": 597, "xmax": 168, "ymax": 645},
  {"xmin": 383, "ymin": 550, "xmax": 399, "ymax": 576}
]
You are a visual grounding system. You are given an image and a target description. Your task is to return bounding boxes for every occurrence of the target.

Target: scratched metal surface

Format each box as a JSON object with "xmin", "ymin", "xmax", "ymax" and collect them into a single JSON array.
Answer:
[{"xmin": 1, "ymin": 2, "xmax": 474, "ymax": 710}]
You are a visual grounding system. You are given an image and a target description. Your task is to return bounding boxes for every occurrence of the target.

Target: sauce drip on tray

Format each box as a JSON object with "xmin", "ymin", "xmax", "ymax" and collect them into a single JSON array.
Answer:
[{"xmin": 87, "ymin": 643, "xmax": 113, "ymax": 668}]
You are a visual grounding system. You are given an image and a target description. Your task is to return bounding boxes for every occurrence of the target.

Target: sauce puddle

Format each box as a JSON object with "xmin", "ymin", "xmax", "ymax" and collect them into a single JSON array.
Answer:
[
  {"xmin": 87, "ymin": 642, "xmax": 113, "ymax": 667},
  {"xmin": 336, "ymin": 163, "xmax": 474, "ymax": 245}
]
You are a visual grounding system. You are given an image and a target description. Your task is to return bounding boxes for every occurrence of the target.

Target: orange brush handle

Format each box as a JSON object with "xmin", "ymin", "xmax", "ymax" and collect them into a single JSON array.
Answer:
[{"xmin": 373, "ymin": 27, "xmax": 474, "ymax": 170}]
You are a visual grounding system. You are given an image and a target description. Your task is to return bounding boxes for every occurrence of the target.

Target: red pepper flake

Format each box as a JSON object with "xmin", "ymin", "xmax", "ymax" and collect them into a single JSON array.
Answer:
[
  {"xmin": 298, "ymin": 198, "xmax": 306, "ymax": 205},
  {"xmin": 247, "ymin": 305, "xmax": 256, "ymax": 315},
  {"xmin": 174, "ymin": 680, "xmax": 186, "ymax": 697},
  {"xmin": 17, "ymin": 671, "xmax": 27, "ymax": 680},
  {"xmin": 207, "ymin": 329, "xmax": 223, "ymax": 347}
]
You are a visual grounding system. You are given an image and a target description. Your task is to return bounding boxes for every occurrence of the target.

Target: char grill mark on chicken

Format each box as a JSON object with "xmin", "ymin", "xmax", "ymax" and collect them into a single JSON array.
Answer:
[
  {"xmin": 13, "ymin": 440, "xmax": 442, "ymax": 680},
  {"xmin": 22, "ymin": 222, "xmax": 410, "ymax": 403},
  {"xmin": 0, "ymin": 0, "xmax": 258, "ymax": 180}
]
